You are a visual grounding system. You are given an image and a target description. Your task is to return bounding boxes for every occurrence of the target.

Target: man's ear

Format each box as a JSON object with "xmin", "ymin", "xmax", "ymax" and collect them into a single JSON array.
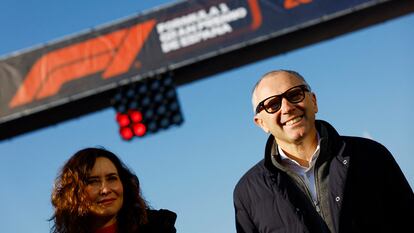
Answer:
[
  {"xmin": 254, "ymin": 115, "xmax": 270, "ymax": 134},
  {"xmin": 311, "ymin": 92, "xmax": 318, "ymax": 113}
]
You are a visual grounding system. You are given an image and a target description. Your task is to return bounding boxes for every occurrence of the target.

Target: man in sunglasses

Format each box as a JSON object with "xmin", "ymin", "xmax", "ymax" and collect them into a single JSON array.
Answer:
[{"xmin": 233, "ymin": 70, "xmax": 414, "ymax": 233}]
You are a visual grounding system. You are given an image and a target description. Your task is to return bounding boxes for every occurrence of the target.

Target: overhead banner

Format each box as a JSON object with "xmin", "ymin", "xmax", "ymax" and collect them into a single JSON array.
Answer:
[{"xmin": 0, "ymin": 0, "xmax": 395, "ymax": 128}]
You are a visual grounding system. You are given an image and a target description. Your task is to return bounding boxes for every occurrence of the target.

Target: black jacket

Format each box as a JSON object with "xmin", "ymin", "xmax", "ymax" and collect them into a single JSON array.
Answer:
[
  {"xmin": 140, "ymin": 209, "xmax": 177, "ymax": 233},
  {"xmin": 234, "ymin": 120, "xmax": 414, "ymax": 233}
]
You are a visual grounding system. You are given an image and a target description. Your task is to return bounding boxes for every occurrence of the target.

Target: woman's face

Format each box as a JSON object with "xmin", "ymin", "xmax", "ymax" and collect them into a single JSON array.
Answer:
[{"xmin": 85, "ymin": 157, "xmax": 124, "ymax": 226}]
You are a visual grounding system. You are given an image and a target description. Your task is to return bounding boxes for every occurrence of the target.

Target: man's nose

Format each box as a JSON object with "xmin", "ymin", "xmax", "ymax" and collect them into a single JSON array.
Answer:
[{"xmin": 280, "ymin": 97, "xmax": 295, "ymax": 114}]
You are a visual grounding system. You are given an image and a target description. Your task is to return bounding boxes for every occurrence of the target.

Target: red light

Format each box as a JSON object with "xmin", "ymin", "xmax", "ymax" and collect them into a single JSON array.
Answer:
[
  {"xmin": 132, "ymin": 123, "xmax": 147, "ymax": 137},
  {"xmin": 129, "ymin": 110, "xmax": 143, "ymax": 123},
  {"xmin": 116, "ymin": 113, "xmax": 130, "ymax": 127},
  {"xmin": 120, "ymin": 127, "xmax": 133, "ymax": 140}
]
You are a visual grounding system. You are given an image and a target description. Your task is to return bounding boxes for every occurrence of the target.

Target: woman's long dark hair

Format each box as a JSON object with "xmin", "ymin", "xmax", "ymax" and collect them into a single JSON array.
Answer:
[{"xmin": 50, "ymin": 147, "xmax": 148, "ymax": 233}]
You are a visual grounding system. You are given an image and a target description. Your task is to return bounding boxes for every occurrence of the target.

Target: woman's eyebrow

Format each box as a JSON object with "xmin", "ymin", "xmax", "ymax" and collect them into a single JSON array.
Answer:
[{"xmin": 106, "ymin": 172, "xmax": 119, "ymax": 177}]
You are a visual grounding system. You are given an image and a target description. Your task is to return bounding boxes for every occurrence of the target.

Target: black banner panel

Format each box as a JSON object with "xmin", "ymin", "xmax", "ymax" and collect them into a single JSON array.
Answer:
[{"xmin": 0, "ymin": 0, "xmax": 412, "ymax": 140}]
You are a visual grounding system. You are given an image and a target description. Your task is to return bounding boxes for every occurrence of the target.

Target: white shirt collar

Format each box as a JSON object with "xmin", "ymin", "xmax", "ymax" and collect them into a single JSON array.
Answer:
[{"xmin": 278, "ymin": 133, "xmax": 321, "ymax": 171}]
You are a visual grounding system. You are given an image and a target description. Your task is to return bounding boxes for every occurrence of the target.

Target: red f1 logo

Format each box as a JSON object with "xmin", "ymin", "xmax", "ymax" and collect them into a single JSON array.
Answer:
[{"xmin": 10, "ymin": 19, "xmax": 156, "ymax": 108}]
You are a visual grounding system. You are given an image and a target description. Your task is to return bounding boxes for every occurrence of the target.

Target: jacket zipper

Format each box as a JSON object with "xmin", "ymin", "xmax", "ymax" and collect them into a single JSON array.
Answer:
[
  {"xmin": 314, "ymin": 166, "xmax": 326, "ymax": 219},
  {"xmin": 291, "ymin": 172, "xmax": 324, "ymax": 217},
  {"xmin": 314, "ymin": 162, "xmax": 333, "ymax": 233},
  {"xmin": 292, "ymin": 173, "xmax": 316, "ymax": 206}
]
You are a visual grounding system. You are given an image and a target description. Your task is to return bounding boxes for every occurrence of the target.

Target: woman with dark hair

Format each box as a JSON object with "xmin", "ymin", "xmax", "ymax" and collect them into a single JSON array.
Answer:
[{"xmin": 50, "ymin": 147, "xmax": 176, "ymax": 233}]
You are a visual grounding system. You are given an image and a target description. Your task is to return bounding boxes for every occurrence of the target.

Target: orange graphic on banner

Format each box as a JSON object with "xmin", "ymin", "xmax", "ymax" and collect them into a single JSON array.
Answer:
[
  {"xmin": 248, "ymin": 0, "xmax": 262, "ymax": 30},
  {"xmin": 284, "ymin": 0, "xmax": 312, "ymax": 9},
  {"xmin": 9, "ymin": 20, "xmax": 156, "ymax": 108}
]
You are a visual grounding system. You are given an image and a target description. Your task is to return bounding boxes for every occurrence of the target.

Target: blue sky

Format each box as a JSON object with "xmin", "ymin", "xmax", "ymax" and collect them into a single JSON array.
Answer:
[{"xmin": 0, "ymin": 1, "xmax": 413, "ymax": 233}]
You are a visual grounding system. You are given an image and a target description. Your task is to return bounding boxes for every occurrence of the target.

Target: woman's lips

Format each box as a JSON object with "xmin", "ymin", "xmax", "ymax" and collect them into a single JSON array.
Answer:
[{"xmin": 98, "ymin": 198, "xmax": 116, "ymax": 205}]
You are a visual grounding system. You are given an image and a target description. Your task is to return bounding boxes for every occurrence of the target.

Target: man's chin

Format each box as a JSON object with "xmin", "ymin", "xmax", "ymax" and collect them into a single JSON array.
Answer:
[{"xmin": 287, "ymin": 131, "xmax": 307, "ymax": 143}]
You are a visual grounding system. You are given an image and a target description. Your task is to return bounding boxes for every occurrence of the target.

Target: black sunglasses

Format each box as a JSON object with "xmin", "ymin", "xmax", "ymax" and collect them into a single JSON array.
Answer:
[{"xmin": 255, "ymin": 85, "xmax": 310, "ymax": 114}]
